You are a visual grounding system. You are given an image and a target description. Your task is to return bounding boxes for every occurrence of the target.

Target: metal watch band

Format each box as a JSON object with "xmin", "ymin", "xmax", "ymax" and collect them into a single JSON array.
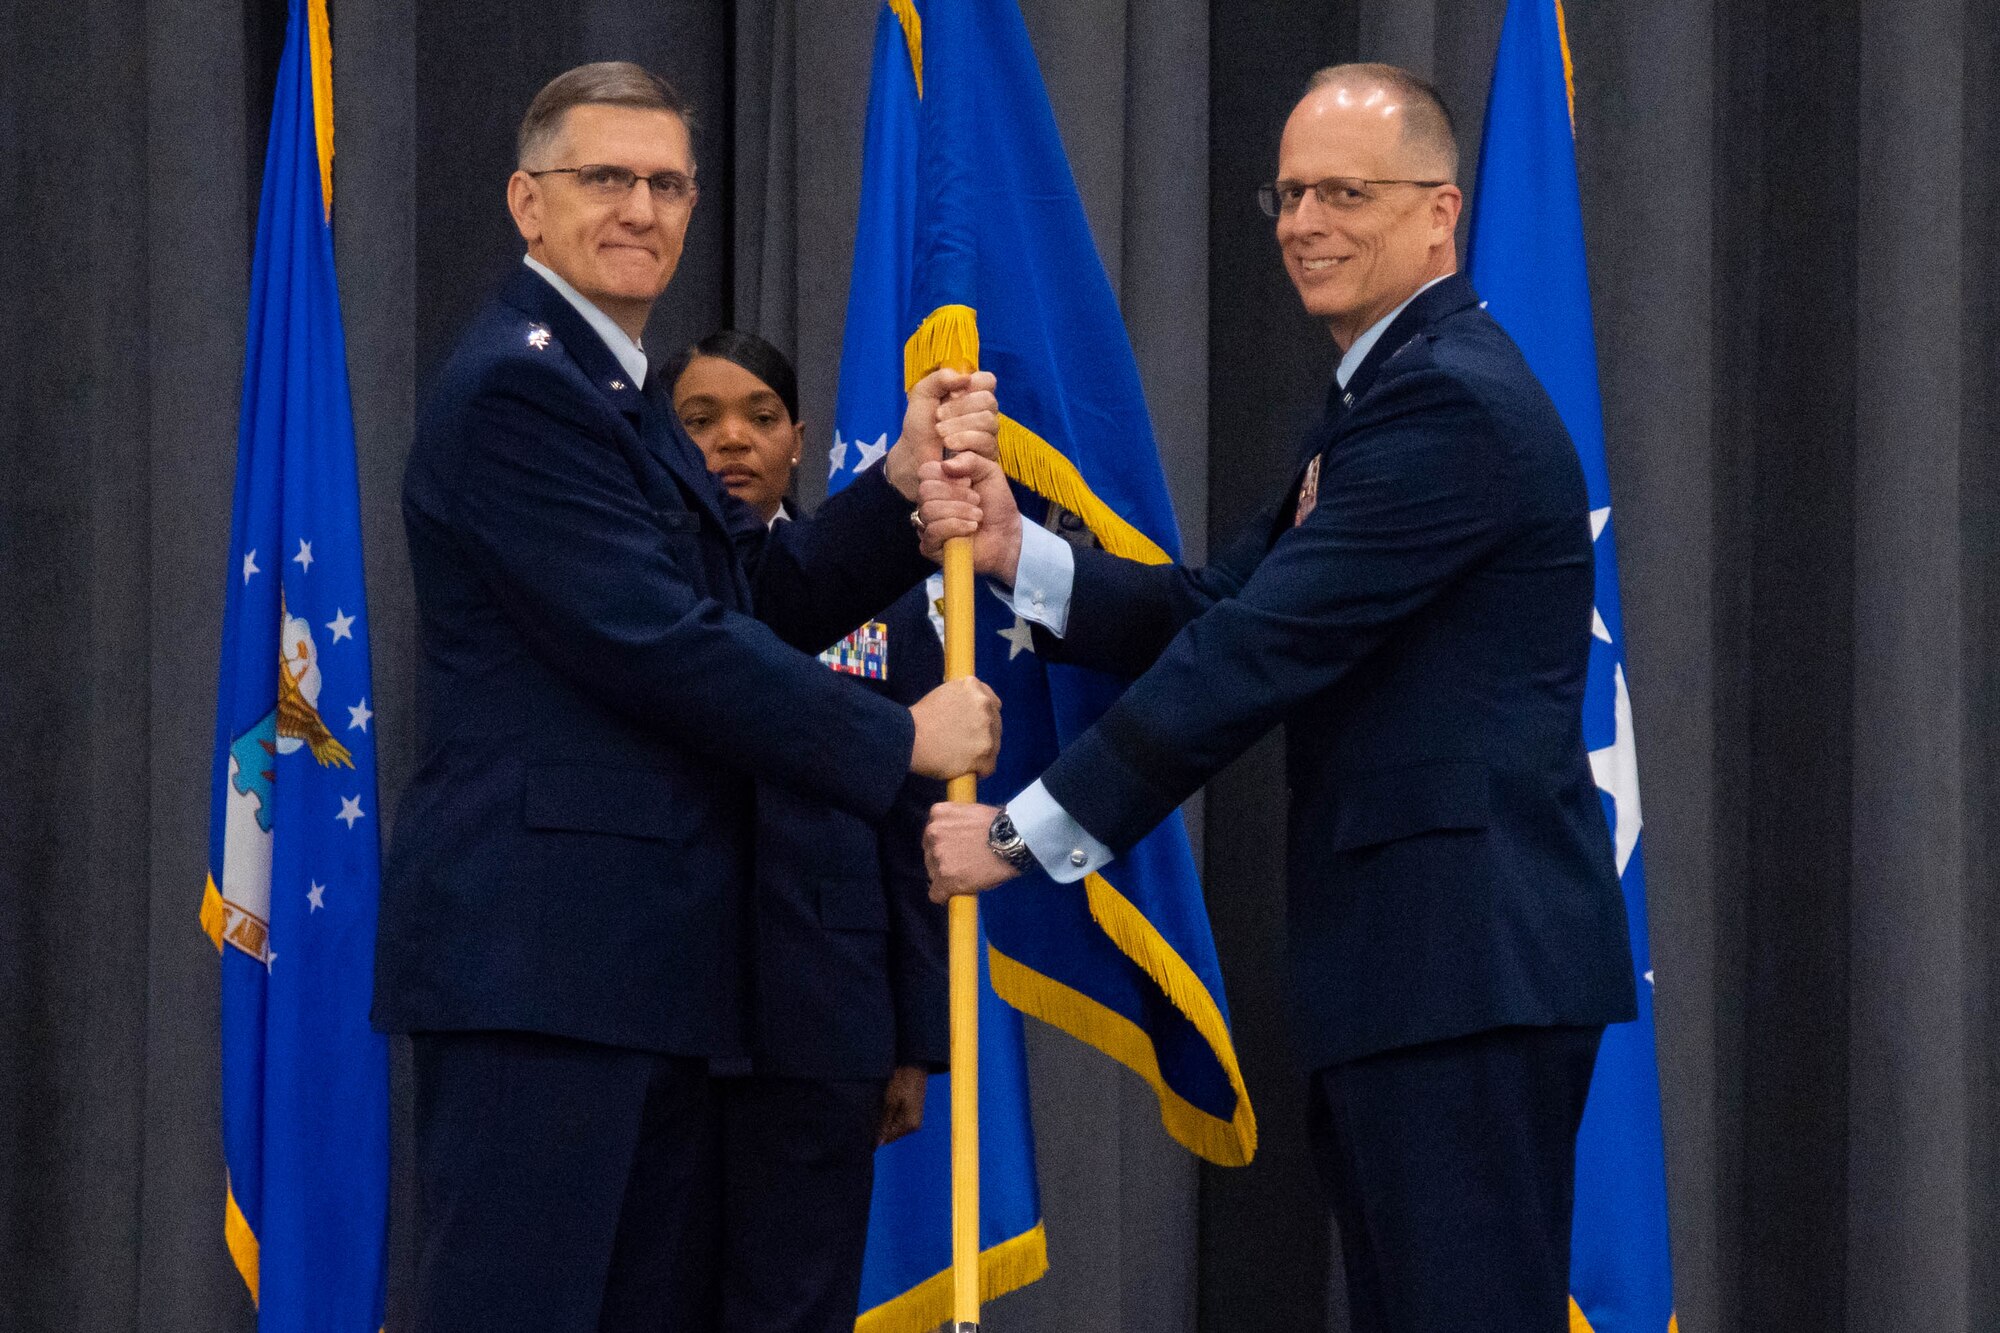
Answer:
[{"xmin": 988, "ymin": 809, "xmax": 1036, "ymax": 872}]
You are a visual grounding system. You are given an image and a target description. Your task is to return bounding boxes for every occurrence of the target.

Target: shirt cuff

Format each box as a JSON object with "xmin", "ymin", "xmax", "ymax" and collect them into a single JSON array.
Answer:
[
  {"xmin": 1002, "ymin": 522, "xmax": 1074, "ymax": 636},
  {"xmin": 1007, "ymin": 780, "xmax": 1112, "ymax": 884}
]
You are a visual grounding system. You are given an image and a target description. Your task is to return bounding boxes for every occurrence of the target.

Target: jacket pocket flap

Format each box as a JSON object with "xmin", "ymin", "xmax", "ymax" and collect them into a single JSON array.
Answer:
[
  {"xmin": 1331, "ymin": 760, "xmax": 1490, "ymax": 852},
  {"xmin": 523, "ymin": 764, "xmax": 703, "ymax": 841},
  {"xmin": 817, "ymin": 876, "xmax": 890, "ymax": 931}
]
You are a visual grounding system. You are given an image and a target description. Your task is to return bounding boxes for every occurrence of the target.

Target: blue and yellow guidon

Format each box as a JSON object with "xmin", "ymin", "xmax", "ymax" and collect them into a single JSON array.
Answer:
[
  {"xmin": 838, "ymin": 4, "xmax": 1254, "ymax": 1330},
  {"xmin": 885, "ymin": 0, "xmax": 1255, "ymax": 1169}
]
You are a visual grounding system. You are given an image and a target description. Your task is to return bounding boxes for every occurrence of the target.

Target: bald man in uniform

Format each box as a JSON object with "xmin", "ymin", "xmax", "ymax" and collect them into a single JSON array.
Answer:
[{"xmin": 921, "ymin": 64, "xmax": 1636, "ymax": 1332}]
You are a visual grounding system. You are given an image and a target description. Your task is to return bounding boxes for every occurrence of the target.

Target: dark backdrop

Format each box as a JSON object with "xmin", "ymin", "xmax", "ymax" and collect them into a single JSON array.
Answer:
[{"xmin": 3, "ymin": 2, "xmax": 1995, "ymax": 1331}]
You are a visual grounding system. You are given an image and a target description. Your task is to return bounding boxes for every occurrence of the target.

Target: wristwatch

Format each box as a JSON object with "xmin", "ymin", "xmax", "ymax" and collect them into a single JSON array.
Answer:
[{"xmin": 987, "ymin": 808, "xmax": 1036, "ymax": 872}]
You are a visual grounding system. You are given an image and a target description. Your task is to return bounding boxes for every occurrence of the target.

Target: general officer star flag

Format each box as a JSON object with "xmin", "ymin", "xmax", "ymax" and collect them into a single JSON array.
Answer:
[
  {"xmin": 199, "ymin": 0, "xmax": 389, "ymax": 1326},
  {"xmin": 1466, "ymin": 4, "xmax": 1677, "ymax": 1331},
  {"xmin": 834, "ymin": 2, "xmax": 1254, "ymax": 1327}
]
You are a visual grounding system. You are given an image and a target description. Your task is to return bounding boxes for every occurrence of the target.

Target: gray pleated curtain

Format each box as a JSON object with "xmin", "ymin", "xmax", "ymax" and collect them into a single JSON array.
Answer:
[{"xmin": 1, "ymin": 1, "xmax": 1992, "ymax": 1330}]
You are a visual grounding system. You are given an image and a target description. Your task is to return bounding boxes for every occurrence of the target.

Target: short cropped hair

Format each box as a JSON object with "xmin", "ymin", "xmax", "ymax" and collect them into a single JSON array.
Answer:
[
  {"xmin": 517, "ymin": 62, "xmax": 694, "ymax": 168},
  {"xmin": 1306, "ymin": 63, "xmax": 1459, "ymax": 182}
]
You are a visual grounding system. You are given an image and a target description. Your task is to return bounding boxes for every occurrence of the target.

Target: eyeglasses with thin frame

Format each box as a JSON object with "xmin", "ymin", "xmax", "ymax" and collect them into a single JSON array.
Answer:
[
  {"xmin": 1256, "ymin": 176, "xmax": 1447, "ymax": 218},
  {"xmin": 529, "ymin": 164, "xmax": 699, "ymax": 206}
]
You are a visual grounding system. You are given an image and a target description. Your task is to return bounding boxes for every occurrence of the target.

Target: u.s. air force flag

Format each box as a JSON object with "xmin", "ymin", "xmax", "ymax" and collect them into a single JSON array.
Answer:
[
  {"xmin": 1466, "ymin": 4, "xmax": 1677, "ymax": 1331},
  {"xmin": 199, "ymin": 0, "xmax": 389, "ymax": 1326},
  {"xmin": 836, "ymin": 2, "xmax": 1254, "ymax": 1326}
]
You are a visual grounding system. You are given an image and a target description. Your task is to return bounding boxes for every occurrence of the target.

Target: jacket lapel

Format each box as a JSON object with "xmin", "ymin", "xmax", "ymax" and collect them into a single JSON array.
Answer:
[
  {"xmin": 497, "ymin": 267, "xmax": 731, "ymax": 531},
  {"xmin": 635, "ymin": 374, "xmax": 734, "ymax": 533},
  {"xmin": 1339, "ymin": 272, "xmax": 1481, "ymax": 406},
  {"xmin": 1270, "ymin": 274, "xmax": 1484, "ymax": 545}
]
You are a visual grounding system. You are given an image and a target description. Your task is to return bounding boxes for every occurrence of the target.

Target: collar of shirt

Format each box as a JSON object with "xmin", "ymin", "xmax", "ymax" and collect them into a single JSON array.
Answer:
[
  {"xmin": 1335, "ymin": 272, "xmax": 1453, "ymax": 390},
  {"xmin": 768, "ymin": 502, "xmax": 790, "ymax": 531},
  {"xmin": 522, "ymin": 254, "xmax": 649, "ymax": 388}
]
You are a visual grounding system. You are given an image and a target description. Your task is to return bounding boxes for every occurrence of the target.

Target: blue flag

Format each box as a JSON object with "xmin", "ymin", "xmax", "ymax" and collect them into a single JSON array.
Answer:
[
  {"xmin": 837, "ymin": 2, "xmax": 1254, "ymax": 1326},
  {"xmin": 199, "ymin": 1, "xmax": 389, "ymax": 1326},
  {"xmin": 1466, "ymin": 4, "xmax": 1676, "ymax": 1331}
]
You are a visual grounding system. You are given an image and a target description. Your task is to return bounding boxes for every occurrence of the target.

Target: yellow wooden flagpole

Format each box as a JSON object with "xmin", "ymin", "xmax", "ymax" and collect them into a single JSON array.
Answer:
[
  {"xmin": 940, "ymin": 378, "xmax": 982, "ymax": 1333},
  {"xmin": 906, "ymin": 300, "xmax": 985, "ymax": 1331}
]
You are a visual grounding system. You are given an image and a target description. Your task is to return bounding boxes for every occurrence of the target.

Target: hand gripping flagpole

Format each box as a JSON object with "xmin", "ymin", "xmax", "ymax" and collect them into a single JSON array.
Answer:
[
  {"xmin": 940, "ymin": 364, "xmax": 982, "ymax": 1333},
  {"xmin": 903, "ymin": 0, "xmax": 989, "ymax": 1303},
  {"xmin": 906, "ymin": 302, "xmax": 986, "ymax": 1333}
]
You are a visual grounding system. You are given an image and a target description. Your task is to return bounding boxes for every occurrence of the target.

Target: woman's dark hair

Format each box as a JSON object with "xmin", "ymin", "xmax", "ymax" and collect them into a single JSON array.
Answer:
[{"xmin": 674, "ymin": 329, "xmax": 801, "ymax": 423}]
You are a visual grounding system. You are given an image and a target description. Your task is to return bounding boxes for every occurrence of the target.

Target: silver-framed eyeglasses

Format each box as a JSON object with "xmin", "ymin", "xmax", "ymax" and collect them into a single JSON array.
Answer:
[
  {"xmin": 1256, "ymin": 176, "xmax": 1447, "ymax": 217},
  {"xmin": 530, "ymin": 164, "xmax": 699, "ymax": 206}
]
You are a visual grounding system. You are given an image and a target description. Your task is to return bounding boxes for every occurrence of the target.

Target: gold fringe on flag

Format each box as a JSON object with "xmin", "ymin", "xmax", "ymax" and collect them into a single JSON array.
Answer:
[
  {"xmin": 903, "ymin": 304, "xmax": 981, "ymax": 390},
  {"xmin": 996, "ymin": 416, "xmax": 1171, "ymax": 566},
  {"xmin": 855, "ymin": 1222, "xmax": 1047, "ymax": 1333},
  {"xmin": 987, "ymin": 869, "xmax": 1259, "ymax": 1167},
  {"xmin": 225, "ymin": 1175, "xmax": 262, "ymax": 1304},
  {"xmin": 200, "ymin": 874, "xmax": 229, "ymax": 952},
  {"xmin": 1554, "ymin": 0, "xmax": 1577, "ymax": 132},
  {"xmin": 886, "ymin": 0, "xmax": 924, "ymax": 99},
  {"xmin": 307, "ymin": 0, "xmax": 334, "ymax": 217}
]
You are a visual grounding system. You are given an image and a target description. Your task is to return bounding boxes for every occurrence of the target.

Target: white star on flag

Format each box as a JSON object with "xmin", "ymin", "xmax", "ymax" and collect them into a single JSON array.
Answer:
[
  {"xmin": 989, "ymin": 586, "xmax": 1036, "ymax": 660},
  {"xmin": 293, "ymin": 539, "xmax": 314, "ymax": 573},
  {"xmin": 307, "ymin": 881, "xmax": 326, "ymax": 912},
  {"xmin": 828, "ymin": 433, "xmax": 850, "ymax": 477},
  {"xmin": 1588, "ymin": 662, "xmax": 1642, "ymax": 876},
  {"xmin": 243, "ymin": 550, "xmax": 259, "ymax": 583},
  {"xmin": 326, "ymin": 608, "xmax": 355, "ymax": 643},
  {"xmin": 1590, "ymin": 508, "xmax": 1612, "ymax": 642},
  {"xmin": 853, "ymin": 433, "xmax": 889, "ymax": 473},
  {"xmin": 336, "ymin": 795, "xmax": 365, "ymax": 828},
  {"xmin": 348, "ymin": 698, "xmax": 372, "ymax": 732}
]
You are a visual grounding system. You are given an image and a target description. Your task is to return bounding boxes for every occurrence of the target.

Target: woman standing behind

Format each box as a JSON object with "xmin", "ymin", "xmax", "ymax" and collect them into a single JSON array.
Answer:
[{"xmin": 672, "ymin": 331, "xmax": 948, "ymax": 1333}]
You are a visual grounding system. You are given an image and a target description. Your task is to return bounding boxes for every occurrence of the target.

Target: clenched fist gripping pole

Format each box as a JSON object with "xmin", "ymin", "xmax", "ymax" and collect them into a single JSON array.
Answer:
[
  {"xmin": 906, "ymin": 300, "xmax": 986, "ymax": 1333},
  {"xmin": 942, "ymin": 358, "xmax": 982, "ymax": 1333}
]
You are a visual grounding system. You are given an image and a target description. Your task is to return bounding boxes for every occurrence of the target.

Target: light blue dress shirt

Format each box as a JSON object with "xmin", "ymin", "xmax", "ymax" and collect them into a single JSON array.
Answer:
[
  {"xmin": 1000, "ymin": 274, "xmax": 1454, "ymax": 883},
  {"xmin": 523, "ymin": 254, "xmax": 650, "ymax": 389}
]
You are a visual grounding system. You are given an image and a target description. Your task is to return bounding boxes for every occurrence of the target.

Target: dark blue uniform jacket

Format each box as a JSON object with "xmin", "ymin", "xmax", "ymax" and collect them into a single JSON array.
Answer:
[
  {"xmin": 1037, "ymin": 275, "xmax": 1638, "ymax": 1071},
  {"xmin": 748, "ymin": 582, "xmax": 948, "ymax": 1080},
  {"xmin": 373, "ymin": 268, "xmax": 932, "ymax": 1059}
]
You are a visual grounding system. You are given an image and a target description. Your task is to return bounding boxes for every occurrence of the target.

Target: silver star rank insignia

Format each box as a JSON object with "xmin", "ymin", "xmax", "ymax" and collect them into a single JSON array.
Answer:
[{"xmin": 526, "ymin": 324, "xmax": 551, "ymax": 350}]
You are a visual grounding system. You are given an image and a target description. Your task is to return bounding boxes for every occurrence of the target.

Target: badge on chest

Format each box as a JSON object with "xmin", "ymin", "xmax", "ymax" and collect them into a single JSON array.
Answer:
[
  {"xmin": 821, "ymin": 621, "xmax": 889, "ymax": 680},
  {"xmin": 1294, "ymin": 455, "xmax": 1322, "ymax": 527}
]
